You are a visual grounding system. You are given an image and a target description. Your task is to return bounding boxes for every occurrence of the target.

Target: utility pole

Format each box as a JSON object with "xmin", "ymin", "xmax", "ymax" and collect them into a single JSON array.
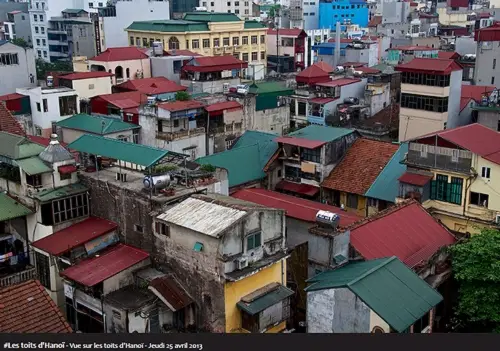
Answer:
[{"xmin": 275, "ymin": 0, "xmax": 280, "ymax": 74}]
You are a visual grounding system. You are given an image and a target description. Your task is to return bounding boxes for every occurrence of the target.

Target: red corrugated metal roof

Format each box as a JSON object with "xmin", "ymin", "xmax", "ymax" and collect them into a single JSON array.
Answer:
[
  {"xmin": 115, "ymin": 77, "xmax": 187, "ymax": 95},
  {"xmin": 0, "ymin": 93, "xmax": 25, "ymax": 101},
  {"xmin": 460, "ymin": 85, "xmax": 495, "ymax": 111},
  {"xmin": 474, "ymin": 22, "xmax": 500, "ymax": 42},
  {"xmin": 231, "ymin": 188, "xmax": 361, "ymax": 225},
  {"xmin": 0, "ymin": 280, "xmax": 73, "ymax": 333},
  {"xmin": 316, "ymin": 78, "xmax": 362, "ymax": 88},
  {"xmin": 448, "ymin": 0, "xmax": 469, "ymax": 7},
  {"xmin": 275, "ymin": 180, "xmax": 320, "ymax": 197},
  {"xmin": 149, "ymin": 276, "xmax": 193, "ymax": 311},
  {"xmin": 95, "ymin": 91, "xmax": 147, "ymax": 109},
  {"xmin": 341, "ymin": 62, "xmax": 366, "ymax": 68},
  {"xmin": 32, "ymin": 217, "xmax": 118, "ymax": 256},
  {"xmin": 59, "ymin": 71, "xmax": 114, "ymax": 80},
  {"xmin": 413, "ymin": 123, "xmax": 500, "ymax": 165},
  {"xmin": 297, "ymin": 64, "xmax": 330, "ymax": 79},
  {"xmin": 267, "ymin": 28, "xmax": 306, "ymax": 37},
  {"xmin": 309, "ymin": 97, "xmax": 337, "ymax": 104},
  {"xmin": 90, "ymin": 47, "xmax": 149, "ymax": 62},
  {"xmin": 356, "ymin": 66, "xmax": 381, "ymax": 74},
  {"xmin": 274, "ymin": 136, "xmax": 326, "ymax": 149},
  {"xmin": 60, "ymin": 243, "xmax": 149, "ymax": 286},
  {"xmin": 158, "ymin": 100, "xmax": 204, "ymax": 112},
  {"xmin": 438, "ymin": 51, "xmax": 460, "ymax": 59},
  {"xmin": 315, "ymin": 61, "xmax": 334, "ymax": 73},
  {"xmin": 398, "ymin": 172, "xmax": 432, "ymax": 186},
  {"xmin": 395, "ymin": 58, "xmax": 463, "ymax": 75},
  {"xmin": 165, "ymin": 50, "xmax": 202, "ymax": 56},
  {"xmin": 204, "ymin": 100, "xmax": 242, "ymax": 112},
  {"xmin": 350, "ymin": 200, "xmax": 456, "ymax": 268},
  {"xmin": 183, "ymin": 56, "xmax": 248, "ymax": 72}
]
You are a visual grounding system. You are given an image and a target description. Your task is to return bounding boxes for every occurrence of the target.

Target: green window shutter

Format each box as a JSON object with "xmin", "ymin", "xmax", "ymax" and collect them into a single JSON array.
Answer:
[{"xmin": 430, "ymin": 180, "xmax": 436, "ymax": 200}]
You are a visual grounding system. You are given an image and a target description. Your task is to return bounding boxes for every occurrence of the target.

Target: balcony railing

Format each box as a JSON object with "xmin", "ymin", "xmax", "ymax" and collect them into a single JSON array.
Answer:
[
  {"xmin": 210, "ymin": 122, "xmax": 243, "ymax": 134},
  {"xmin": 406, "ymin": 143, "xmax": 472, "ymax": 174},
  {"xmin": 156, "ymin": 127, "xmax": 206, "ymax": 141},
  {"xmin": 0, "ymin": 266, "xmax": 37, "ymax": 287}
]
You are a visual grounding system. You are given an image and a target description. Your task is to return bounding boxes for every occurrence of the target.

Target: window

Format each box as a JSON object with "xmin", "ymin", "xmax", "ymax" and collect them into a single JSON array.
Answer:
[
  {"xmin": 242, "ymin": 36, "xmax": 248, "ymax": 45},
  {"xmin": 42, "ymin": 39, "xmax": 46, "ymax": 46},
  {"xmin": 346, "ymin": 193, "xmax": 358, "ymax": 209},
  {"xmin": 168, "ymin": 36, "xmax": 179, "ymax": 50},
  {"xmin": 60, "ymin": 172, "xmax": 71, "ymax": 181},
  {"xmin": 251, "ymin": 51, "xmax": 257, "ymax": 61},
  {"xmin": 413, "ymin": 312, "xmax": 430, "ymax": 333},
  {"xmin": 470, "ymin": 192, "xmax": 489, "ymax": 207},
  {"xmin": 233, "ymin": 37, "xmax": 239, "ymax": 45},
  {"xmin": 235, "ymin": 9, "xmax": 239, "ymax": 14},
  {"xmin": 136, "ymin": 37, "xmax": 140, "ymax": 46},
  {"xmin": 35, "ymin": 26, "xmax": 39, "ymax": 34},
  {"xmin": 260, "ymin": 35, "xmax": 265, "ymax": 44},
  {"xmin": 261, "ymin": 51, "xmax": 265, "ymax": 60},
  {"xmin": 191, "ymin": 39, "xmax": 200, "ymax": 49},
  {"xmin": 36, "ymin": 102, "xmax": 41, "ymax": 112},
  {"xmin": 482, "ymin": 167, "xmax": 491, "ymax": 179},
  {"xmin": 223, "ymin": 37, "xmax": 230, "ymax": 46},
  {"xmin": 89, "ymin": 2, "xmax": 94, "ymax": 7},
  {"xmin": 36, "ymin": 38, "xmax": 40, "ymax": 46},
  {"xmin": 130, "ymin": 36, "xmax": 134, "ymax": 45},
  {"xmin": 59, "ymin": 95, "xmax": 77, "ymax": 116},
  {"xmin": 42, "ymin": 99, "xmax": 48, "ymax": 112},
  {"xmin": 213, "ymin": 38, "xmax": 220, "ymax": 47},
  {"xmin": 34, "ymin": 14, "xmax": 38, "ymax": 22},
  {"xmin": 251, "ymin": 35, "xmax": 258, "ymax": 44},
  {"xmin": 185, "ymin": 40, "xmax": 190, "ymax": 49},
  {"xmin": 235, "ymin": 0, "xmax": 239, "ymax": 5},
  {"xmin": 41, "ymin": 27, "xmax": 44, "ymax": 34},
  {"xmin": 432, "ymin": 174, "xmax": 448, "ymax": 202},
  {"xmin": 35, "ymin": 252, "xmax": 50, "ymax": 289},
  {"xmin": 492, "ymin": 77, "xmax": 495, "ymax": 85},
  {"xmin": 494, "ymin": 59, "xmax": 497, "ymax": 69},
  {"xmin": 401, "ymin": 94, "xmax": 449, "ymax": 113},
  {"xmin": 134, "ymin": 224, "xmax": 144, "ymax": 233},
  {"xmin": 242, "ymin": 52, "xmax": 249, "ymax": 61},
  {"xmin": 311, "ymin": 12, "xmax": 316, "ymax": 15},
  {"xmin": 40, "ymin": 15, "xmax": 44, "ymax": 22},
  {"xmin": 211, "ymin": 1, "xmax": 214, "ymax": 5},
  {"xmin": 449, "ymin": 177, "xmax": 463, "ymax": 205},
  {"xmin": 155, "ymin": 222, "xmax": 170, "ymax": 236},
  {"xmin": 301, "ymin": 148, "xmax": 320, "ymax": 163},
  {"xmin": 98, "ymin": 2, "xmax": 103, "ymax": 6},
  {"xmin": 227, "ymin": 1, "xmax": 231, "ymax": 5},
  {"xmin": 203, "ymin": 39, "xmax": 210, "ymax": 48},
  {"xmin": 26, "ymin": 174, "xmax": 42, "ymax": 187},
  {"xmin": 50, "ymin": 194, "xmax": 89, "ymax": 224},
  {"xmin": 246, "ymin": 232, "xmax": 262, "ymax": 250}
]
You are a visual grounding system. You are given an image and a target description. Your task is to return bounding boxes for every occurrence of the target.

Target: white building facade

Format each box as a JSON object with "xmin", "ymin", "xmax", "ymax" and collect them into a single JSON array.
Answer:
[{"xmin": 0, "ymin": 41, "xmax": 37, "ymax": 95}]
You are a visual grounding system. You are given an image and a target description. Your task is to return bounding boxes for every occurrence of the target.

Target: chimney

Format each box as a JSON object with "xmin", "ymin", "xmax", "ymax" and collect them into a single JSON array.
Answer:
[{"xmin": 49, "ymin": 133, "xmax": 60, "ymax": 145}]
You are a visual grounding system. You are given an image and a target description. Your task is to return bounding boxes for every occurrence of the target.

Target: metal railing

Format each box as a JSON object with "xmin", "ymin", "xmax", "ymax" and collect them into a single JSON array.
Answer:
[
  {"xmin": 156, "ymin": 127, "xmax": 206, "ymax": 141},
  {"xmin": 0, "ymin": 266, "xmax": 37, "ymax": 287}
]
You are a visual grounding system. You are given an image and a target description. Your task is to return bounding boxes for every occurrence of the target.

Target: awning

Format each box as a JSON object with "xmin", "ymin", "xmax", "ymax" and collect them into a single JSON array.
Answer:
[
  {"xmin": 398, "ymin": 172, "xmax": 433, "ymax": 186},
  {"xmin": 0, "ymin": 193, "xmax": 33, "ymax": 222},
  {"xmin": 148, "ymin": 275, "xmax": 193, "ymax": 312},
  {"xmin": 276, "ymin": 180, "xmax": 320, "ymax": 197},
  {"xmin": 274, "ymin": 136, "xmax": 325, "ymax": 149},
  {"xmin": 237, "ymin": 282, "xmax": 294, "ymax": 316},
  {"xmin": 15, "ymin": 157, "xmax": 52, "ymax": 175},
  {"xmin": 58, "ymin": 165, "xmax": 77, "ymax": 174}
]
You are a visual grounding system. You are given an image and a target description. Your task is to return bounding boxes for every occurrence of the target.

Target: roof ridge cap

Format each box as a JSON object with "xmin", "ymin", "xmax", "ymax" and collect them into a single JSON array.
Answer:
[
  {"xmin": 347, "ymin": 256, "xmax": 397, "ymax": 286},
  {"xmin": 347, "ymin": 199, "xmax": 417, "ymax": 230}
]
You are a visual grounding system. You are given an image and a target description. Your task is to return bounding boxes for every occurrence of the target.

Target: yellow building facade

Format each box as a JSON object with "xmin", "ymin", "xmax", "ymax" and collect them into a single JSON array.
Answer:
[
  {"xmin": 436, "ymin": 8, "xmax": 471, "ymax": 28},
  {"xmin": 125, "ymin": 12, "xmax": 268, "ymax": 65},
  {"xmin": 224, "ymin": 260, "xmax": 288, "ymax": 333}
]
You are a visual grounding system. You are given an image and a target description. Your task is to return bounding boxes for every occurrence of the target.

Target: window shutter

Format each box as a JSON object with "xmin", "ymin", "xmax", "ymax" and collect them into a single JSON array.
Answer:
[
  {"xmin": 155, "ymin": 222, "xmax": 160, "ymax": 234},
  {"xmin": 430, "ymin": 180, "xmax": 436, "ymax": 200}
]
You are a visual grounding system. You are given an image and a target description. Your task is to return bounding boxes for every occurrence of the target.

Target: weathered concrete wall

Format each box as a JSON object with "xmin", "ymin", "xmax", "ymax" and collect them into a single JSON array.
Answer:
[
  {"xmin": 103, "ymin": 259, "xmax": 151, "ymax": 295},
  {"xmin": 477, "ymin": 110, "xmax": 500, "ymax": 131},
  {"xmin": 307, "ymin": 287, "xmax": 371, "ymax": 333}
]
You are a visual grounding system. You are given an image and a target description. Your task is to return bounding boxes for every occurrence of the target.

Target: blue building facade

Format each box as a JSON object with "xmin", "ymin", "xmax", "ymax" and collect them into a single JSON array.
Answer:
[{"xmin": 318, "ymin": 0, "xmax": 369, "ymax": 30}]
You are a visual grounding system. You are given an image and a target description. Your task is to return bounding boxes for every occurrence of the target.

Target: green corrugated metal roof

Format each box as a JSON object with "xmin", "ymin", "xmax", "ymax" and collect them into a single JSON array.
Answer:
[
  {"xmin": 183, "ymin": 12, "xmax": 241, "ymax": 22},
  {"xmin": 305, "ymin": 257, "xmax": 443, "ymax": 333},
  {"xmin": 0, "ymin": 192, "xmax": 33, "ymax": 222},
  {"xmin": 244, "ymin": 21, "xmax": 267, "ymax": 29},
  {"xmin": 237, "ymin": 285, "xmax": 294, "ymax": 315},
  {"xmin": 288, "ymin": 125, "xmax": 355, "ymax": 142},
  {"xmin": 126, "ymin": 20, "xmax": 209, "ymax": 33},
  {"xmin": 196, "ymin": 131, "xmax": 278, "ymax": 187},
  {"xmin": 0, "ymin": 132, "xmax": 45, "ymax": 160},
  {"xmin": 68, "ymin": 134, "xmax": 170, "ymax": 168},
  {"xmin": 56, "ymin": 114, "xmax": 139, "ymax": 135},
  {"xmin": 15, "ymin": 157, "xmax": 52, "ymax": 175},
  {"xmin": 33, "ymin": 183, "xmax": 88, "ymax": 203},
  {"xmin": 62, "ymin": 8, "xmax": 87, "ymax": 13},
  {"xmin": 365, "ymin": 143, "xmax": 407, "ymax": 202},
  {"xmin": 248, "ymin": 82, "xmax": 294, "ymax": 95}
]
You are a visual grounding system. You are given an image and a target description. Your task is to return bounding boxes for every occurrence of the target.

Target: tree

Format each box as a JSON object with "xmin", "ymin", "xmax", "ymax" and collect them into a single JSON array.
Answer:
[
  {"xmin": 36, "ymin": 58, "xmax": 73, "ymax": 79},
  {"xmin": 175, "ymin": 91, "xmax": 190, "ymax": 101},
  {"xmin": 449, "ymin": 228, "xmax": 500, "ymax": 332},
  {"xmin": 11, "ymin": 38, "xmax": 29, "ymax": 48}
]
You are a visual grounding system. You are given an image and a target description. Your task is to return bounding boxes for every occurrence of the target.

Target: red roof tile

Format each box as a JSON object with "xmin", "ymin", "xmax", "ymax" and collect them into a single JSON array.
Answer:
[
  {"xmin": 231, "ymin": 188, "xmax": 361, "ymax": 225},
  {"xmin": 321, "ymin": 138, "xmax": 399, "ymax": 195},
  {"xmin": 396, "ymin": 58, "xmax": 463, "ymax": 74},
  {"xmin": 349, "ymin": 200, "xmax": 456, "ymax": 268},
  {"xmin": 60, "ymin": 243, "xmax": 149, "ymax": 287},
  {"xmin": 413, "ymin": 123, "xmax": 500, "ymax": 165},
  {"xmin": 59, "ymin": 71, "xmax": 114, "ymax": 80},
  {"xmin": 90, "ymin": 47, "xmax": 149, "ymax": 62},
  {"xmin": 274, "ymin": 136, "xmax": 326, "ymax": 149},
  {"xmin": 0, "ymin": 280, "xmax": 72, "ymax": 333},
  {"xmin": 95, "ymin": 91, "xmax": 148, "ymax": 109},
  {"xmin": 267, "ymin": 28, "xmax": 307, "ymax": 37},
  {"xmin": 275, "ymin": 180, "xmax": 320, "ymax": 197},
  {"xmin": 368, "ymin": 15, "xmax": 382, "ymax": 27},
  {"xmin": 204, "ymin": 100, "xmax": 242, "ymax": 112},
  {"xmin": 316, "ymin": 78, "xmax": 362, "ymax": 88},
  {"xmin": 32, "ymin": 217, "xmax": 118, "ymax": 256},
  {"xmin": 398, "ymin": 172, "xmax": 432, "ymax": 186},
  {"xmin": 183, "ymin": 56, "xmax": 248, "ymax": 72},
  {"xmin": 296, "ymin": 64, "xmax": 331, "ymax": 84},
  {"xmin": 0, "ymin": 102, "xmax": 25, "ymax": 136},
  {"xmin": 0, "ymin": 93, "xmax": 25, "ymax": 101},
  {"xmin": 158, "ymin": 100, "xmax": 204, "ymax": 112},
  {"xmin": 115, "ymin": 77, "xmax": 187, "ymax": 95},
  {"xmin": 438, "ymin": 51, "xmax": 461, "ymax": 59}
]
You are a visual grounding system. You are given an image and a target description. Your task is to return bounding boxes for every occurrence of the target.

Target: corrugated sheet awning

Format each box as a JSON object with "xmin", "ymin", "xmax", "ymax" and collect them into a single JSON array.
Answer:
[
  {"xmin": 398, "ymin": 172, "xmax": 432, "ymax": 186},
  {"xmin": 15, "ymin": 157, "xmax": 52, "ymax": 175},
  {"xmin": 0, "ymin": 193, "xmax": 33, "ymax": 222},
  {"xmin": 237, "ymin": 283, "xmax": 294, "ymax": 316},
  {"xmin": 58, "ymin": 165, "xmax": 77, "ymax": 174},
  {"xmin": 148, "ymin": 275, "xmax": 193, "ymax": 312},
  {"xmin": 275, "ymin": 180, "xmax": 320, "ymax": 197}
]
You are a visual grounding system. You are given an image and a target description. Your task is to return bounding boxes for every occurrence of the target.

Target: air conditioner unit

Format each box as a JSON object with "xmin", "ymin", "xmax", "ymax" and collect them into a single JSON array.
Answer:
[
  {"xmin": 495, "ymin": 214, "xmax": 500, "ymax": 225},
  {"xmin": 236, "ymin": 257, "xmax": 248, "ymax": 270}
]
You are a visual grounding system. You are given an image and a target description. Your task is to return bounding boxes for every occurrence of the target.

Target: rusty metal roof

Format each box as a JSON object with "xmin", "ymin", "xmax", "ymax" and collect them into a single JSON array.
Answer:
[{"xmin": 148, "ymin": 275, "xmax": 193, "ymax": 312}]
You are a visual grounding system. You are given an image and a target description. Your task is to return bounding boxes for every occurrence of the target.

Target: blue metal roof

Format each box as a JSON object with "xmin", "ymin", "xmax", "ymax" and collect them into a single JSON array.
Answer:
[{"xmin": 365, "ymin": 143, "xmax": 408, "ymax": 203}]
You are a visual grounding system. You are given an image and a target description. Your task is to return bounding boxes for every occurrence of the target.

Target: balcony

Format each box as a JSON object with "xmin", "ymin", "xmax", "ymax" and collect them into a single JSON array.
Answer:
[
  {"xmin": 0, "ymin": 266, "xmax": 37, "ymax": 287},
  {"xmin": 47, "ymin": 28, "xmax": 67, "ymax": 35},
  {"xmin": 48, "ymin": 40, "xmax": 68, "ymax": 46},
  {"xmin": 406, "ymin": 143, "xmax": 472, "ymax": 174},
  {"xmin": 307, "ymin": 115, "xmax": 326, "ymax": 125},
  {"xmin": 210, "ymin": 122, "xmax": 243, "ymax": 135},
  {"xmin": 401, "ymin": 83, "xmax": 450, "ymax": 97},
  {"xmin": 156, "ymin": 127, "xmax": 206, "ymax": 141}
]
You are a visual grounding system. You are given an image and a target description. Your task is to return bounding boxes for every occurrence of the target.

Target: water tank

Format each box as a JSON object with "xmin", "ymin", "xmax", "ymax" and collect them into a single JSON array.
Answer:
[
  {"xmin": 143, "ymin": 174, "xmax": 172, "ymax": 189},
  {"xmin": 223, "ymin": 83, "xmax": 230, "ymax": 94},
  {"xmin": 152, "ymin": 41, "xmax": 163, "ymax": 57},
  {"xmin": 46, "ymin": 76, "xmax": 54, "ymax": 87},
  {"xmin": 316, "ymin": 211, "xmax": 340, "ymax": 229},
  {"xmin": 147, "ymin": 96, "xmax": 156, "ymax": 105}
]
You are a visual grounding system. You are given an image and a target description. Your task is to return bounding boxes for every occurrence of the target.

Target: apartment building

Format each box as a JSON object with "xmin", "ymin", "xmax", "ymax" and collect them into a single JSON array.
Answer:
[
  {"xmin": 318, "ymin": 0, "xmax": 369, "ymax": 30},
  {"xmin": 0, "ymin": 2, "xmax": 31, "ymax": 43},
  {"xmin": 473, "ymin": 23, "xmax": 500, "ymax": 88},
  {"xmin": 126, "ymin": 12, "xmax": 268, "ymax": 66},
  {"xmin": 0, "ymin": 40, "xmax": 37, "ymax": 96},
  {"xmin": 199, "ymin": 0, "xmax": 258, "ymax": 19},
  {"xmin": 398, "ymin": 123, "xmax": 500, "ymax": 235},
  {"xmin": 396, "ymin": 58, "xmax": 463, "ymax": 142}
]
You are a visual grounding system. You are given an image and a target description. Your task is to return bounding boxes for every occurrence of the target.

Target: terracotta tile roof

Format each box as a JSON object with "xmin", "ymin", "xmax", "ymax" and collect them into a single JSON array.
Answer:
[
  {"xmin": 59, "ymin": 71, "xmax": 114, "ymax": 80},
  {"xmin": 321, "ymin": 138, "xmax": 399, "ymax": 195},
  {"xmin": 115, "ymin": 77, "xmax": 187, "ymax": 95},
  {"xmin": 90, "ymin": 47, "xmax": 149, "ymax": 62},
  {"xmin": 158, "ymin": 100, "xmax": 204, "ymax": 112},
  {"xmin": 396, "ymin": 58, "xmax": 463, "ymax": 74},
  {"xmin": 296, "ymin": 63, "xmax": 331, "ymax": 84},
  {"xmin": 368, "ymin": 15, "xmax": 382, "ymax": 27},
  {"xmin": 0, "ymin": 280, "xmax": 72, "ymax": 333},
  {"xmin": 267, "ymin": 28, "xmax": 306, "ymax": 37},
  {"xmin": 0, "ymin": 102, "xmax": 25, "ymax": 136},
  {"xmin": 315, "ymin": 61, "xmax": 334, "ymax": 73},
  {"xmin": 348, "ymin": 200, "xmax": 456, "ymax": 268}
]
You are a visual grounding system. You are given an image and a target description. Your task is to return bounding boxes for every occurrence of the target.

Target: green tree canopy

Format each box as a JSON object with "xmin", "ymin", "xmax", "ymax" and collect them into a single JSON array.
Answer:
[
  {"xmin": 449, "ymin": 228, "xmax": 500, "ymax": 332},
  {"xmin": 36, "ymin": 58, "xmax": 73, "ymax": 80},
  {"xmin": 175, "ymin": 91, "xmax": 190, "ymax": 101},
  {"xmin": 11, "ymin": 38, "xmax": 29, "ymax": 48}
]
